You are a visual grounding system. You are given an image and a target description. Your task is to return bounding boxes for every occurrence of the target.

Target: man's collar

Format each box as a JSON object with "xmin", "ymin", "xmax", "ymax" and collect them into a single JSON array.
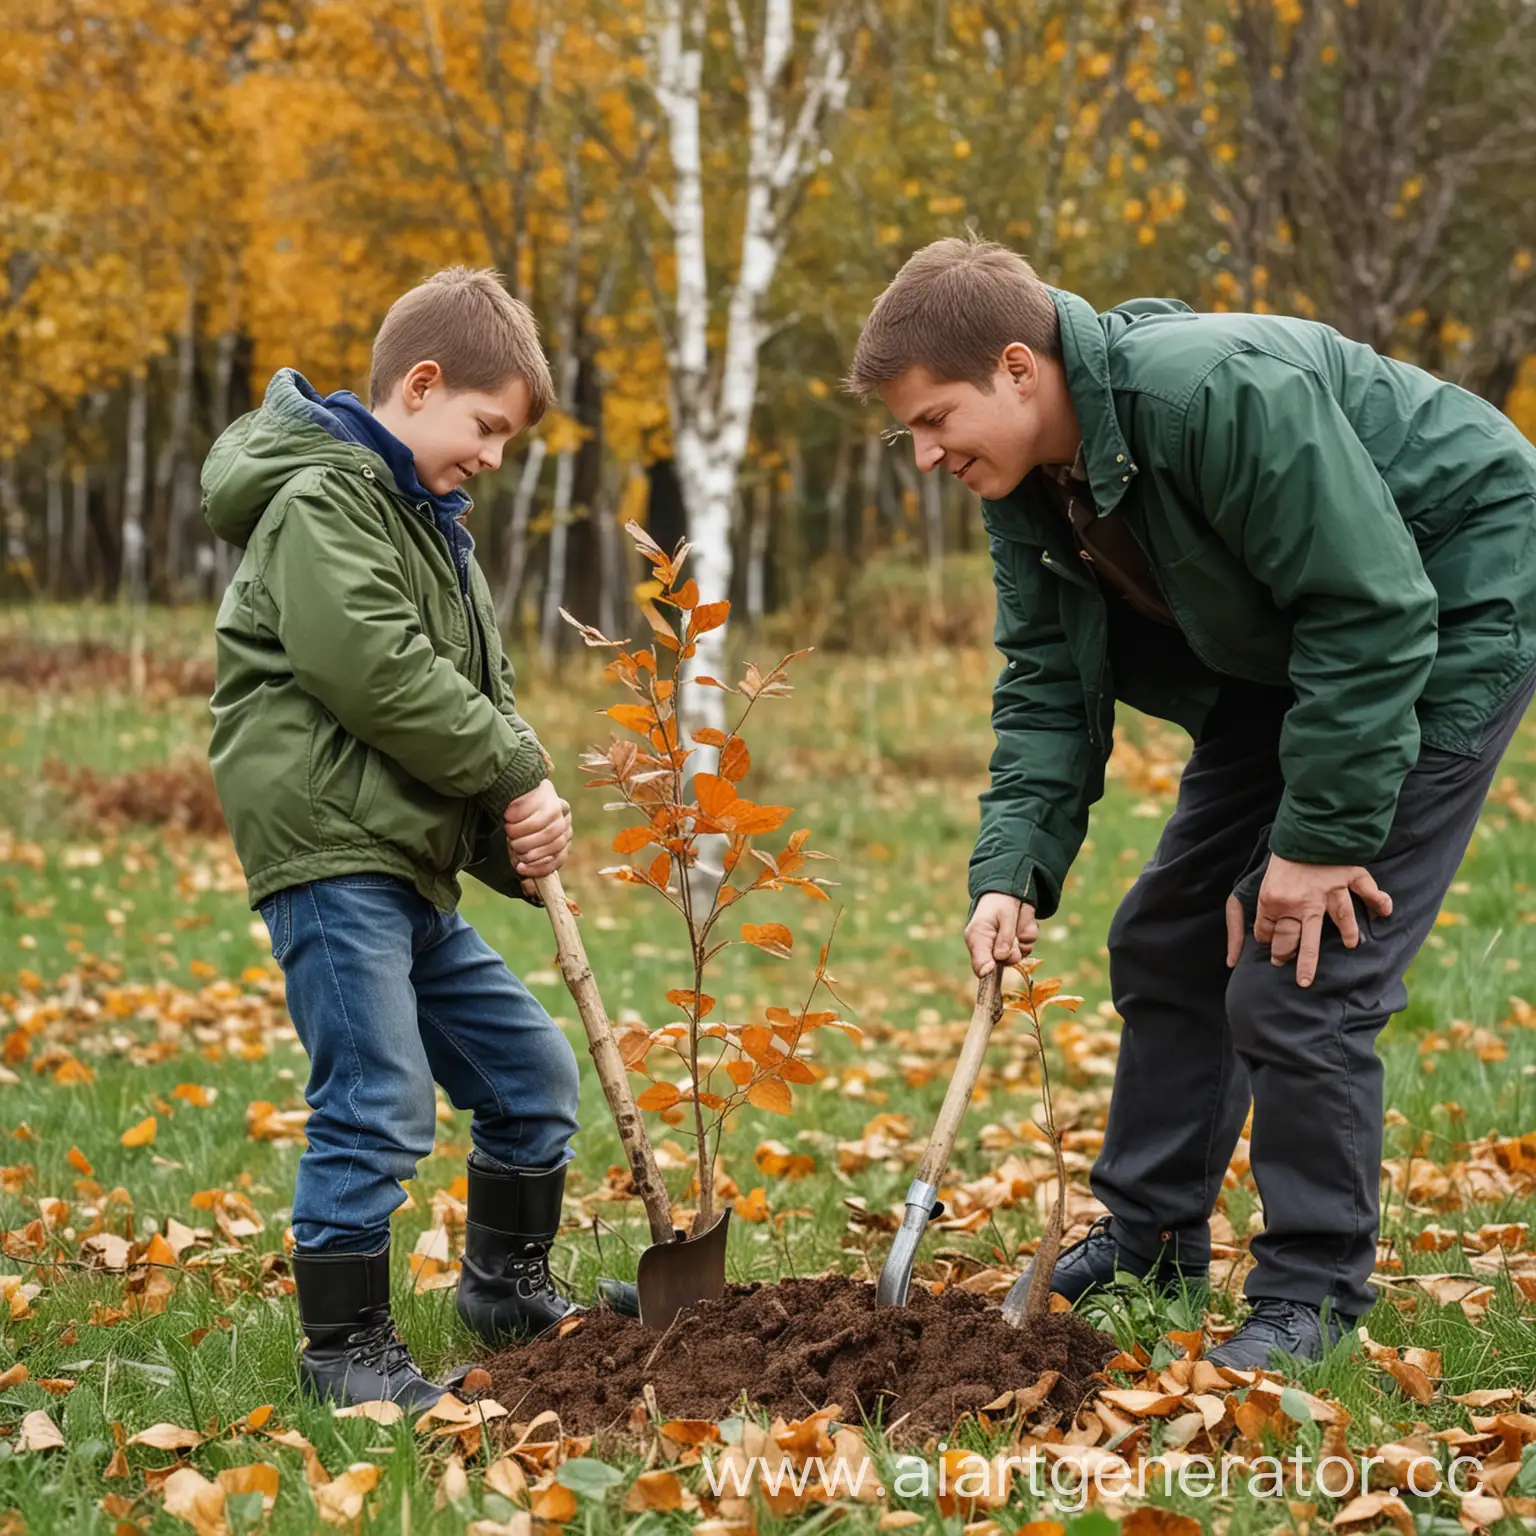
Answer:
[{"xmin": 1047, "ymin": 287, "xmax": 1141, "ymax": 516}]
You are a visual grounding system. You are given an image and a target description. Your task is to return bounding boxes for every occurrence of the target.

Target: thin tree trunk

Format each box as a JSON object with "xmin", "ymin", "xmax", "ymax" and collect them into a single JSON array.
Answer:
[
  {"xmin": 70, "ymin": 460, "xmax": 89, "ymax": 596},
  {"xmin": 499, "ymin": 439, "xmax": 547, "ymax": 627},
  {"xmin": 825, "ymin": 432, "xmax": 851, "ymax": 563},
  {"xmin": 45, "ymin": 460, "xmax": 64, "ymax": 596},
  {"xmin": 151, "ymin": 277, "xmax": 199, "ymax": 602},
  {"xmin": 745, "ymin": 477, "xmax": 771, "ymax": 628},
  {"xmin": 123, "ymin": 371, "xmax": 149, "ymax": 608},
  {"xmin": 859, "ymin": 428, "xmax": 882, "ymax": 559},
  {"xmin": 0, "ymin": 459, "xmax": 32, "ymax": 596}
]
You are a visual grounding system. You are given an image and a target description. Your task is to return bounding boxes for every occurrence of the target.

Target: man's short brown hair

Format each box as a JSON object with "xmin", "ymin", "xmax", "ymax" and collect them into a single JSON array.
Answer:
[
  {"xmin": 369, "ymin": 266, "xmax": 556, "ymax": 421},
  {"xmin": 846, "ymin": 236, "xmax": 1061, "ymax": 398}
]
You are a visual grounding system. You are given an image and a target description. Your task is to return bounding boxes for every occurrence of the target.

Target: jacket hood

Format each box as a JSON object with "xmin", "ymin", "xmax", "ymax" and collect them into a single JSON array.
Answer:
[{"xmin": 202, "ymin": 369, "xmax": 387, "ymax": 549}]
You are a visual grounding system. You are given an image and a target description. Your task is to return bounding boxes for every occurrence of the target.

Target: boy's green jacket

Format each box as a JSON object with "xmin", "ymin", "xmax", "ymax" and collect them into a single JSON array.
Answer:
[
  {"xmin": 203, "ymin": 369, "xmax": 548, "ymax": 912},
  {"xmin": 973, "ymin": 291, "xmax": 1536, "ymax": 919}
]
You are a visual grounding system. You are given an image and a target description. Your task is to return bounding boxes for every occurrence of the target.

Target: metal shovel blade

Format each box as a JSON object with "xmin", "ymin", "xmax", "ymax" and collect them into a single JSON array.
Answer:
[
  {"xmin": 875, "ymin": 1180, "xmax": 944, "ymax": 1307},
  {"xmin": 635, "ymin": 1207, "xmax": 732, "ymax": 1330}
]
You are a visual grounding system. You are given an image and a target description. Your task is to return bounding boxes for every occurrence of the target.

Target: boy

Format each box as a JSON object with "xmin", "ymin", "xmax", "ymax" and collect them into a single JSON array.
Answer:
[
  {"xmin": 203, "ymin": 267, "xmax": 636, "ymax": 1410},
  {"xmin": 848, "ymin": 237, "xmax": 1536, "ymax": 1367}
]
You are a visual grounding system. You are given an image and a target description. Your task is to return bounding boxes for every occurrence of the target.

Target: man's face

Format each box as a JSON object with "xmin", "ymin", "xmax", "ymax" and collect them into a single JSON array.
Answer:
[
  {"xmin": 878, "ymin": 355, "xmax": 1042, "ymax": 501},
  {"xmin": 388, "ymin": 366, "xmax": 534, "ymax": 498}
]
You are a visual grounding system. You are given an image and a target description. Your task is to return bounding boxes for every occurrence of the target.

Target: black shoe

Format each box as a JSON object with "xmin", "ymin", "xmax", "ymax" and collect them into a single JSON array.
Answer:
[
  {"xmin": 1206, "ymin": 1297, "xmax": 1357, "ymax": 1370},
  {"xmin": 1003, "ymin": 1214, "xmax": 1210, "ymax": 1311},
  {"xmin": 456, "ymin": 1158, "xmax": 639, "ymax": 1344},
  {"xmin": 292, "ymin": 1242, "xmax": 449, "ymax": 1411}
]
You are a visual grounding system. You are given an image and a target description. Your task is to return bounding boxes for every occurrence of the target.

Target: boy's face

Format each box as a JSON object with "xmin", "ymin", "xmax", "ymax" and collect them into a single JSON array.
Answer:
[
  {"xmin": 879, "ymin": 346, "xmax": 1050, "ymax": 501},
  {"xmin": 380, "ymin": 361, "xmax": 534, "ymax": 498}
]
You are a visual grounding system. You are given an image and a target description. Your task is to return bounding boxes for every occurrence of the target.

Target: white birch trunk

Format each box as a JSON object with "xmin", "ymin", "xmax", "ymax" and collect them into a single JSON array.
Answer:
[
  {"xmin": 745, "ymin": 477, "xmax": 770, "ymax": 626},
  {"xmin": 153, "ymin": 278, "xmax": 198, "ymax": 597},
  {"xmin": 122, "ymin": 371, "xmax": 149, "ymax": 609},
  {"xmin": 646, "ymin": 0, "xmax": 850, "ymax": 734}
]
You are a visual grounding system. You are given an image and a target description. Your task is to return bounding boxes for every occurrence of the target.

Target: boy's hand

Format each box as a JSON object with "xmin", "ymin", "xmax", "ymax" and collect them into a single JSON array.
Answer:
[
  {"xmin": 503, "ymin": 780, "xmax": 572, "ymax": 882},
  {"xmin": 1225, "ymin": 852, "xmax": 1392, "ymax": 987},
  {"xmin": 965, "ymin": 893, "xmax": 1039, "ymax": 978}
]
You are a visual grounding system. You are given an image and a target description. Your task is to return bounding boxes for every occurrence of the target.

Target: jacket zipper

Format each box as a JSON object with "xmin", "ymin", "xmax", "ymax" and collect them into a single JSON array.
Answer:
[{"xmin": 412, "ymin": 496, "xmax": 481, "ymax": 873}]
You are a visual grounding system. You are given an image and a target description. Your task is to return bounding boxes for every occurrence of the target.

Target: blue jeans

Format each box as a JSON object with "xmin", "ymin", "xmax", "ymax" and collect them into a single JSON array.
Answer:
[{"xmin": 257, "ymin": 875, "xmax": 580, "ymax": 1253}]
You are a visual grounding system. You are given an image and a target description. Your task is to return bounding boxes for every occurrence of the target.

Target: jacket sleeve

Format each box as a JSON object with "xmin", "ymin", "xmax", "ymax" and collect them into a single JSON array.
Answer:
[
  {"xmin": 1180, "ymin": 352, "xmax": 1438, "ymax": 864},
  {"xmin": 258, "ymin": 480, "xmax": 547, "ymax": 815},
  {"xmin": 968, "ymin": 529, "xmax": 1100, "ymax": 920}
]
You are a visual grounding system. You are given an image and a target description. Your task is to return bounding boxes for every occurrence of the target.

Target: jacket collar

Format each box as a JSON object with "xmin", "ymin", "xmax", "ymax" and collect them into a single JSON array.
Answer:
[{"xmin": 1048, "ymin": 287, "xmax": 1140, "ymax": 516}]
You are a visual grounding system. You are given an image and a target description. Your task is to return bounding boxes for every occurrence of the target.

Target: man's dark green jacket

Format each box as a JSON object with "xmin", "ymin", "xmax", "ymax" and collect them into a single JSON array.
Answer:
[
  {"xmin": 204, "ymin": 369, "xmax": 548, "ymax": 912},
  {"xmin": 972, "ymin": 291, "xmax": 1536, "ymax": 919}
]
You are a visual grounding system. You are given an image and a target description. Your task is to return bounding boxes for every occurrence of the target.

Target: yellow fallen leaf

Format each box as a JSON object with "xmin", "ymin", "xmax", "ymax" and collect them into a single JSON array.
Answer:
[
  {"xmin": 733, "ymin": 1186, "xmax": 770, "ymax": 1222},
  {"xmin": 0, "ymin": 1363, "xmax": 29, "ymax": 1389},
  {"xmin": 128, "ymin": 1423, "xmax": 205, "ymax": 1451},
  {"xmin": 334, "ymin": 1399, "xmax": 405, "ymax": 1425},
  {"xmin": 313, "ymin": 1462, "xmax": 381, "ymax": 1525},
  {"xmin": 485, "ymin": 1456, "xmax": 528, "ymax": 1502},
  {"xmin": 143, "ymin": 1232, "xmax": 178, "ymax": 1267},
  {"xmin": 529, "ymin": 1481, "xmax": 578, "ymax": 1523},
  {"xmin": 217, "ymin": 1463, "xmax": 279, "ymax": 1510},
  {"xmin": 121, "ymin": 1116, "xmax": 157, "ymax": 1148},
  {"xmin": 162, "ymin": 1465, "xmax": 228, "ymax": 1536},
  {"xmin": 17, "ymin": 1410, "xmax": 64, "ymax": 1452},
  {"xmin": 625, "ymin": 1469, "xmax": 690, "ymax": 1512}
]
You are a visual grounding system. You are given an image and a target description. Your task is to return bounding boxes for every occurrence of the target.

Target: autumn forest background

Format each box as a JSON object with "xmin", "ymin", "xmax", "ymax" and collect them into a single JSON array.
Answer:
[{"xmin": 3, "ymin": 3, "xmax": 1536, "ymax": 1535}]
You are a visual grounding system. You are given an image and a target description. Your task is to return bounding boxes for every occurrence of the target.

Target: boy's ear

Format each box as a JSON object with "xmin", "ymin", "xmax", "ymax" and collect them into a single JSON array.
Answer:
[{"xmin": 400, "ymin": 359, "xmax": 445, "ymax": 410}]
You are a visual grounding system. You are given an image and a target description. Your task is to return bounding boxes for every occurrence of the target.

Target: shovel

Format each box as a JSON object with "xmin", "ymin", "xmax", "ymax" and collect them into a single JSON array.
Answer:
[
  {"xmin": 537, "ymin": 871, "xmax": 731, "ymax": 1331},
  {"xmin": 875, "ymin": 968, "xmax": 1003, "ymax": 1307}
]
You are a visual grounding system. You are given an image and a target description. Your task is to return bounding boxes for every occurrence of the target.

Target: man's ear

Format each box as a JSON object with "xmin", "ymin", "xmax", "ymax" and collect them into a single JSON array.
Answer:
[
  {"xmin": 401, "ymin": 360, "xmax": 445, "ymax": 411},
  {"xmin": 1000, "ymin": 342, "xmax": 1038, "ymax": 399}
]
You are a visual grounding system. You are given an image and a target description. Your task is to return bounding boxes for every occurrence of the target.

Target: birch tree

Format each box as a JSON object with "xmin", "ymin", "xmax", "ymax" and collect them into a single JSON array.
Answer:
[{"xmin": 641, "ymin": 0, "xmax": 854, "ymax": 729}]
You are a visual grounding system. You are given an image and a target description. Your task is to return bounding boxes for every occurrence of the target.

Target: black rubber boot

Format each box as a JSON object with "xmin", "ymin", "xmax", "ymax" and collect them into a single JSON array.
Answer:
[
  {"xmin": 1206, "ymin": 1298, "xmax": 1357, "ymax": 1370},
  {"xmin": 456, "ymin": 1158, "xmax": 639, "ymax": 1344},
  {"xmin": 1003, "ymin": 1214, "xmax": 1210, "ymax": 1311},
  {"xmin": 291, "ymin": 1243, "xmax": 449, "ymax": 1411}
]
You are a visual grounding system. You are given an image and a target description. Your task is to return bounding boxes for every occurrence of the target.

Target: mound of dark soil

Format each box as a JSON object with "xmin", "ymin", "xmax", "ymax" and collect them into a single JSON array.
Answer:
[{"xmin": 482, "ymin": 1275, "xmax": 1117, "ymax": 1444}]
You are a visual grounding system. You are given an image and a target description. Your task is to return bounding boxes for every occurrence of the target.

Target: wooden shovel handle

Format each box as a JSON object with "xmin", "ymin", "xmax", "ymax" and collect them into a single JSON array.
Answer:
[
  {"xmin": 912, "ymin": 968, "xmax": 1005, "ymax": 1190},
  {"xmin": 536, "ymin": 872, "xmax": 675, "ymax": 1246}
]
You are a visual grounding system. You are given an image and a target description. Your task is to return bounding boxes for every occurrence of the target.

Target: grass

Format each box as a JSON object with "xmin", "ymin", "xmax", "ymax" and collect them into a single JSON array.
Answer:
[{"xmin": 1, "ymin": 602, "xmax": 1534, "ymax": 1534}]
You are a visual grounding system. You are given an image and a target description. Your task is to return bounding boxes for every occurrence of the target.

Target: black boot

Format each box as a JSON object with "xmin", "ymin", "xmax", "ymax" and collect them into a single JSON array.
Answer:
[
  {"xmin": 1002, "ymin": 1214, "xmax": 1210, "ymax": 1311},
  {"xmin": 291, "ymin": 1243, "xmax": 449, "ymax": 1411},
  {"xmin": 1206, "ymin": 1297, "xmax": 1357, "ymax": 1370},
  {"xmin": 456, "ymin": 1158, "xmax": 639, "ymax": 1344}
]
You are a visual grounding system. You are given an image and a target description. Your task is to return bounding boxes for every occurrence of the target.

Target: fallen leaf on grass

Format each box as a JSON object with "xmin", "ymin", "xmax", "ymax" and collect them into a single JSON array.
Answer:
[
  {"xmin": 334, "ymin": 1400, "xmax": 403, "ymax": 1425},
  {"xmin": 162, "ymin": 1465, "xmax": 228, "ymax": 1535},
  {"xmin": 624, "ymin": 1468, "xmax": 698, "ymax": 1512},
  {"xmin": 1122, "ymin": 1509, "xmax": 1203, "ymax": 1536},
  {"xmin": 128, "ymin": 1422, "xmax": 205, "ymax": 1450},
  {"xmin": 17, "ymin": 1410, "xmax": 65, "ymax": 1451},
  {"xmin": 120, "ymin": 1116, "xmax": 157, "ymax": 1148},
  {"xmin": 313, "ymin": 1463, "xmax": 381, "ymax": 1525},
  {"xmin": 1331, "ymin": 1491, "xmax": 1415, "ymax": 1536}
]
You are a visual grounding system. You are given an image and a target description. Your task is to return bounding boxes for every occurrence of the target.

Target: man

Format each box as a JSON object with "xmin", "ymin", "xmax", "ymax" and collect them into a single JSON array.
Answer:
[{"xmin": 847, "ymin": 236, "xmax": 1536, "ymax": 1367}]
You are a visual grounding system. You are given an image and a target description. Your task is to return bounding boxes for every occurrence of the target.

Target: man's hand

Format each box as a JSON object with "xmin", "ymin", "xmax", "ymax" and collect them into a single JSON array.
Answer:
[
  {"xmin": 503, "ymin": 780, "xmax": 572, "ymax": 886},
  {"xmin": 965, "ymin": 893, "xmax": 1040, "ymax": 979},
  {"xmin": 1225, "ymin": 852, "xmax": 1392, "ymax": 988}
]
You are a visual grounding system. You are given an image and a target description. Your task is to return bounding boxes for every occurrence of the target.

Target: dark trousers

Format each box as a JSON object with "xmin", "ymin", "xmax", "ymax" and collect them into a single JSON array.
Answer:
[{"xmin": 1091, "ymin": 665, "xmax": 1536, "ymax": 1319}]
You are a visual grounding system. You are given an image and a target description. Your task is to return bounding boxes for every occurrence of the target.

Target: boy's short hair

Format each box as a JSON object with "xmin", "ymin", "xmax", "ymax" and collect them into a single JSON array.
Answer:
[
  {"xmin": 369, "ymin": 266, "xmax": 556, "ymax": 421},
  {"xmin": 845, "ymin": 235, "xmax": 1062, "ymax": 399}
]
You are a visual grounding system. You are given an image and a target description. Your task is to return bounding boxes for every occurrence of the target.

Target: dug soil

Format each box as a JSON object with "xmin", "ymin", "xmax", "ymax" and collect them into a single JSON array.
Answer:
[{"xmin": 481, "ymin": 1274, "xmax": 1117, "ymax": 1444}]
